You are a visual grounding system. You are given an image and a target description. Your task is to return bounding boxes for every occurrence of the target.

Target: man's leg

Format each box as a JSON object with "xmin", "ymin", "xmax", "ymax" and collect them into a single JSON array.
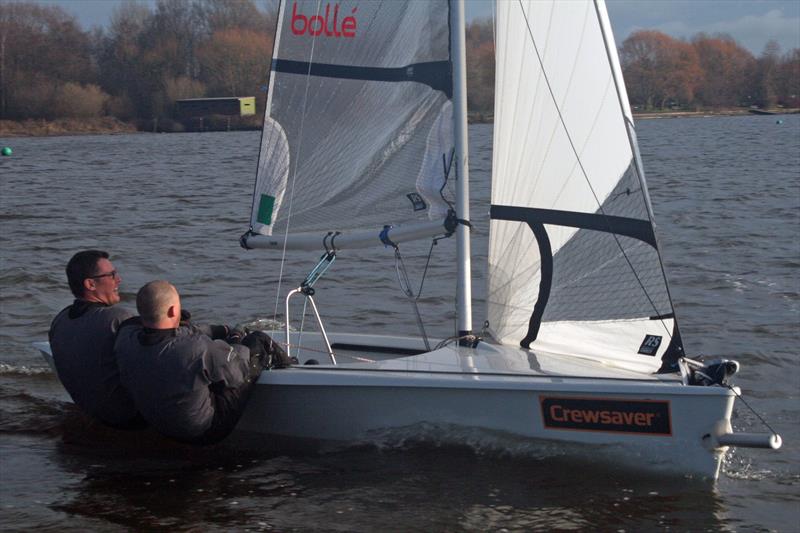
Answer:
[{"xmin": 193, "ymin": 380, "xmax": 257, "ymax": 445}]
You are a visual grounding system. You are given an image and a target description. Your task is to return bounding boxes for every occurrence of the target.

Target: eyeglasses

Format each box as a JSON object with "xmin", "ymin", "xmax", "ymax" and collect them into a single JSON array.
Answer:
[{"xmin": 89, "ymin": 270, "xmax": 118, "ymax": 280}]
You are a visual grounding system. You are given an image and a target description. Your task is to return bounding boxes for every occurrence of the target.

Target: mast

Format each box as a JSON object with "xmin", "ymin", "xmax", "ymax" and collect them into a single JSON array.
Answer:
[{"xmin": 450, "ymin": 0, "xmax": 473, "ymax": 339}]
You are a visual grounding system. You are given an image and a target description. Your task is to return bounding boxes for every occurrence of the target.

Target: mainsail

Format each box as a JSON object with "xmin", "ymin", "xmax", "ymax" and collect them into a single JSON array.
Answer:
[
  {"xmin": 244, "ymin": 0, "xmax": 455, "ymax": 250},
  {"xmin": 488, "ymin": 0, "xmax": 683, "ymax": 373}
]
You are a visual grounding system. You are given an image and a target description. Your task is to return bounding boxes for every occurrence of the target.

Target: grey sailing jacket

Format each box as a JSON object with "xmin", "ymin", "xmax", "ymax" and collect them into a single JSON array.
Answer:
[
  {"xmin": 49, "ymin": 300, "xmax": 138, "ymax": 426},
  {"xmin": 114, "ymin": 323, "xmax": 251, "ymax": 441}
]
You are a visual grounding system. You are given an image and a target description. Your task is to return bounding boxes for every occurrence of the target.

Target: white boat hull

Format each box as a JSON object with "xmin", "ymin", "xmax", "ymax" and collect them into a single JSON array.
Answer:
[
  {"xmin": 236, "ymin": 332, "xmax": 735, "ymax": 479},
  {"xmin": 35, "ymin": 333, "xmax": 743, "ymax": 479}
]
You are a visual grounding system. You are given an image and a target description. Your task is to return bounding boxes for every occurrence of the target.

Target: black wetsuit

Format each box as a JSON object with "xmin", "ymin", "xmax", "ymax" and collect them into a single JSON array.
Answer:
[
  {"xmin": 114, "ymin": 323, "xmax": 268, "ymax": 444},
  {"xmin": 49, "ymin": 300, "xmax": 142, "ymax": 428}
]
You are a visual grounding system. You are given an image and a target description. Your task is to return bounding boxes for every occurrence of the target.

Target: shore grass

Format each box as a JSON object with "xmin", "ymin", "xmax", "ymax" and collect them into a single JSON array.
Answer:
[{"xmin": 0, "ymin": 117, "xmax": 138, "ymax": 137}]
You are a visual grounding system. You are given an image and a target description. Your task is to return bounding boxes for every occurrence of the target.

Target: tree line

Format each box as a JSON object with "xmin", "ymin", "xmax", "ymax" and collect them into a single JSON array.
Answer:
[
  {"xmin": 464, "ymin": 19, "xmax": 799, "ymax": 113},
  {"xmin": 620, "ymin": 30, "xmax": 798, "ymax": 110},
  {"xmin": 1, "ymin": 1, "xmax": 798, "ymax": 128},
  {"xmin": 1, "ymin": 0, "xmax": 274, "ymax": 127}
]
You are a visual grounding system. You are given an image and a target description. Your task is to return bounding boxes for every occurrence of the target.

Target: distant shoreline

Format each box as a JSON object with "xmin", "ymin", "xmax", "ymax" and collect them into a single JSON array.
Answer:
[
  {"xmin": 2, "ymin": 109, "xmax": 797, "ymax": 137},
  {"xmin": 633, "ymin": 108, "xmax": 799, "ymax": 119},
  {"xmin": 469, "ymin": 108, "xmax": 799, "ymax": 124}
]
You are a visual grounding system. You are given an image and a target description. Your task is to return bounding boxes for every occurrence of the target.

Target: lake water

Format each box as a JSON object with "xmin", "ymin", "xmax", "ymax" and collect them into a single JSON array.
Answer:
[{"xmin": 1, "ymin": 116, "xmax": 798, "ymax": 531}]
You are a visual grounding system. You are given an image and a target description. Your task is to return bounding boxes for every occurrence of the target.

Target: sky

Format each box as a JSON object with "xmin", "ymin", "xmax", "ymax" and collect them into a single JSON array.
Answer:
[{"xmin": 31, "ymin": 0, "xmax": 800, "ymax": 55}]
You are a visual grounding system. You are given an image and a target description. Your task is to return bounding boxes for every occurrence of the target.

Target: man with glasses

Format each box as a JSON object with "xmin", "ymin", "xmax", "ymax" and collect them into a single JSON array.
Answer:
[{"xmin": 49, "ymin": 250, "xmax": 144, "ymax": 428}]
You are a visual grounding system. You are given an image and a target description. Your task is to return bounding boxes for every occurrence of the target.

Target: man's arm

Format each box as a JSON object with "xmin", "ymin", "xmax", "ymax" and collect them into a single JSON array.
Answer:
[{"xmin": 184, "ymin": 317, "xmax": 233, "ymax": 341}]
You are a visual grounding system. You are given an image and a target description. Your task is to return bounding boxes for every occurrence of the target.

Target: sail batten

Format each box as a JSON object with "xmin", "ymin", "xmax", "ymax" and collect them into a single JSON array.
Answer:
[{"xmin": 271, "ymin": 59, "xmax": 453, "ymax": 96}]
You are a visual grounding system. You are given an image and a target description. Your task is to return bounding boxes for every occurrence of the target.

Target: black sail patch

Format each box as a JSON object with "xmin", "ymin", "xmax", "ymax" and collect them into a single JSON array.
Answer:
[
  {"xmin": 406, "ymin": 193, "xmax": 427, "ymax": 212},
  {"xmin": 540, "ymin": 397, "xmax": 671, "ymax": 435},
  {"xmin": 638, "ymin": 334, "xmax": 662, "ymax": 356}
]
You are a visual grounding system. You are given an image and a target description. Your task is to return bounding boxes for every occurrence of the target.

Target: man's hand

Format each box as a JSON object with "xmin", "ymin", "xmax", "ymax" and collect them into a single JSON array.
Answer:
[
  {"xmin": 226, "ymin": 327, "xmax": 246, "ymax": 344},
  {"xmin": 241, "ymin": 331, "xmax": 275, "ymax": 367}
]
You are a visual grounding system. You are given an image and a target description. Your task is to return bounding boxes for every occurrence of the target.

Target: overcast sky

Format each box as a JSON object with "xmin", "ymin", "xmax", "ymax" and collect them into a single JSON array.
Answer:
[{"xmin": 32, "ymin": 0, "xmax": 800, "ymax": 55}]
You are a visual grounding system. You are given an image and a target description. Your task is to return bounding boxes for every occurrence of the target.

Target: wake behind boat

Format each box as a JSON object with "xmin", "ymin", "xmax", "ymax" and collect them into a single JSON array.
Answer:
[{"xmin": 37, "ymin": 0, "xmax": 782, "ymax": 479}]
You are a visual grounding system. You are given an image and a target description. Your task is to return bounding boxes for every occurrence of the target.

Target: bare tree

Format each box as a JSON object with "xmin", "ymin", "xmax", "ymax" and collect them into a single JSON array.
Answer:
[
  {"xmin": 620, "ymin": 31, "xmax": 701, "ymax": 109},
  {"xmin": 692, "ymin": 34, "xmax": 756, "ymax": 107}
]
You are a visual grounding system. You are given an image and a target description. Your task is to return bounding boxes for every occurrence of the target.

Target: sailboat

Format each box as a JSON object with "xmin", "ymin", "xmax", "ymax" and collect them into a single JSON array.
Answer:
[
  {"xmin": 231, "ymin": 0, "xmax": 782, "ymax": 478},
  {"xmin": 37, "ymin": 0, "xmax": 781, "ymax": 478}
]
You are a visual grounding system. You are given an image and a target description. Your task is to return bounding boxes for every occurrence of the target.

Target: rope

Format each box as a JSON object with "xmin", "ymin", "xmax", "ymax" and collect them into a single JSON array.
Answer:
[
  {"xmin": 394, "ymin": 246, "xmax": 431, "ymax": 351},
  {"xmin": 275, "ymin": 340, "xmax": 376, "ymax": 363},
  {"xmin": 726, "ymin": 384, "xmax": 781, "ymax": 437},
  {"xmin": 386, "ymin": 145, "xmax": 451, "ymax": 351},
  {"xmin": 417, "ymin": 239, "xmax": 437, "ymax": 297},
  {"xmin": 439, "ymin": 149, "xmax": 456, "ymax": 211}
]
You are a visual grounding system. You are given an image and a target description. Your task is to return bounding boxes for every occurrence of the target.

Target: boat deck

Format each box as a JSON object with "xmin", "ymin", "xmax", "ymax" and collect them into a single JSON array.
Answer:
[{"xmin": 280, "ymin": 331, "xmax": 683, "ymax": 383}]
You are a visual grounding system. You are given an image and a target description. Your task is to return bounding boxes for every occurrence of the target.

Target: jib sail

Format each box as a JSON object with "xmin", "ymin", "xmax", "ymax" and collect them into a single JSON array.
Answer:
[{"xmin": 488, "ymin": 0, "xmax": 684, "ymax": 374}]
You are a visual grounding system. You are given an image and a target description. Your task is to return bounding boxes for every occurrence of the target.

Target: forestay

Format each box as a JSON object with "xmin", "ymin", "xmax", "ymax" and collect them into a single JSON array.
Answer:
[
  {"xmin": 489, "ymin": 0, "xmax": 683, "ymax": 374},
  {"xmin": 246, "ymin": 0, "xmax": 455, "ymax": 249}
]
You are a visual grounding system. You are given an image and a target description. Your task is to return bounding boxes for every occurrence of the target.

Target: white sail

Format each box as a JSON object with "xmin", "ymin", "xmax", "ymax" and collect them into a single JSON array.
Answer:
[
  {"xmin": 246, "ymin": 0, "xmax": 455, "ymax": 248},
  {"xmin": 488, "ymin": 0, "xmax": 681, "ymax": 374}
]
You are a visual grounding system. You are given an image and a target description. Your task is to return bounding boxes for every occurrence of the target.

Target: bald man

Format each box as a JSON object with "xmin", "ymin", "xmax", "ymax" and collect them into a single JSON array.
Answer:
[{"xmin": 114, "ymin": 280, "xmax": 289, "ymax": 444}]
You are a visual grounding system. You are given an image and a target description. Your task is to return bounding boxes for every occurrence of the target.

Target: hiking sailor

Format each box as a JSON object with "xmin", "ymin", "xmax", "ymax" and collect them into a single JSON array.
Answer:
[
  {"xmin": 49, "ymin": 250, "xmax": 144, "ymax": 428},
  {"xmin": 114, "ymin": 280, "xmax": 290, "ymax": 444}
]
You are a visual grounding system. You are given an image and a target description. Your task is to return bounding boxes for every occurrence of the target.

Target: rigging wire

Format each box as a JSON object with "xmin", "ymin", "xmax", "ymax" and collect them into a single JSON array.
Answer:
[
  {"xmin": 417, "ymin": 238, "xmax": 438, "ymax": 297},
  {"xmin": 245, "ymin": 1, "xmax": 285, "ymax": 340},
  {"xmin": 515, "ymin": 0, "xmax": 674, "ymax": 341},
  {"xmin": 394, "ymin": 245, "xmax": 433, "ymax": 351},
  {"xmin": 387, "ymin": 145, "xmax": 452, "ymax": 352},
  {"xmin": 725, "ymin": 385, "xmax": 781, "ymax": 437},
  {"xmin": 271, "ymin": 0, "xmax": 325, "ymax": 333}
]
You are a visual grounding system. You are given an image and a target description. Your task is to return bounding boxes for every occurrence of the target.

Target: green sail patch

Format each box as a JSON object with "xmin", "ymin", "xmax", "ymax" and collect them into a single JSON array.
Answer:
[{"xmin": 257, "ymin": 194, "xmax": 276, "ymax": 225}]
